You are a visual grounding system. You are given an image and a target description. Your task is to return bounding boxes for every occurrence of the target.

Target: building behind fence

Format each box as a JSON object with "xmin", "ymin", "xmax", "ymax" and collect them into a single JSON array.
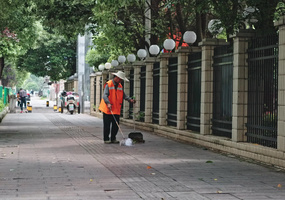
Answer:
[{"xmin": 89, "ymin": 16, "xmax": 285, "ymax": 168}]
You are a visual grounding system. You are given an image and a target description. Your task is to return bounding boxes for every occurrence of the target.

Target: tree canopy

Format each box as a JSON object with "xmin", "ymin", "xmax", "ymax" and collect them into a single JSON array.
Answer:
[
  {"xmin": 0, "ymin": 0, "xmax": 284, "ymax": 82},
  {"xmin": 17, "ymin": 25, "xmax": 77, "ymax": 81}
]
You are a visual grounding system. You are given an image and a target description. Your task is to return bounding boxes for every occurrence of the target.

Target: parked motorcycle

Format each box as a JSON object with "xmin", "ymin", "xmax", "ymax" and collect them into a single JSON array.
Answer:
[{"xmin": 60, "ymin": 91, "xmax": 80, "ymax": 114}]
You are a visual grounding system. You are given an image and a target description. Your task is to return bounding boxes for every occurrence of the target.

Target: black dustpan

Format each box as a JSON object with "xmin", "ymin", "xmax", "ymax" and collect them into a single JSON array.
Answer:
[{"xmin": 128, "ymin": 110, "xmax": 145, "ymax": 143}]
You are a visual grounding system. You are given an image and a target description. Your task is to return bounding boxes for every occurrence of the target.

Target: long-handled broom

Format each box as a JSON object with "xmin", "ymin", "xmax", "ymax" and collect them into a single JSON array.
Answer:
[{"xmin": 110, "ymin": 110, "xmax": 133, "ymax": 146}]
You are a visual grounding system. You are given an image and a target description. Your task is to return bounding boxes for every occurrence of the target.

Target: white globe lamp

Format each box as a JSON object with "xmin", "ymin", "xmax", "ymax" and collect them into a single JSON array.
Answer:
[
  {"xmin": 137, "ymin": 49, "xmax": 147, "ymax": 60},
  {"xmin": 98, "ymin": 64, "xmax": 105, "ymax": 71},
  {"xmin": 105, "ymin": 62, "xmax": 111, "ymax": 70},
  {"xmin": 118, "ymin": 55, "xmax": 126, "ymax": 64},
  {"xmin": 111, "ymin": 60, "xmax": 119, "ymax": 67},
  {"xmin": 183, "ymin": 31, "xmax": 197, "ymax": 44},
  {"xmin": 127, "ymin": 54, "xmax": 136, "ymax": 63},
  {"xmin": 149, "ymin": 45, "xmax": 160, "ymax": 56},
  {"xmin": 208, "ymin": 19, "xmax": 223, "ymax": 36},
  {"xmin": 163, "ymin": 39, "xmax": 175, "ymax": 51}
]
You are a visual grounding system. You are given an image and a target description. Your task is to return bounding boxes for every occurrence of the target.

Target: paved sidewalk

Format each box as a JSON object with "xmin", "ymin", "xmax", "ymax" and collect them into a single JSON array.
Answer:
[{"xmin": 0, "ymin": 97, "xmax": 285, "ymax": 199}]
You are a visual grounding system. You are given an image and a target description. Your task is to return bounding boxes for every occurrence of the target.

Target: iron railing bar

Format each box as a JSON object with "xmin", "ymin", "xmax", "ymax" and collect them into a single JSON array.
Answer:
[
  {"xmin": 167, "ymin": 113, "xmax": 177, "ymax": 117},
  {"xmin": 186, "ymin": 123, "xmax": 200, "ymax": 128},
  {"xmin": 246, "ymin": 132, "xmax": 277, "ymax": 142},
  {"xmin": 213, "ymin": 53, "xmax": 233, "ymax": 59},
  {"xmin": 246, "ymin": 124, "xmax": 277, "ymax": 131},
  {"xmin": 167, "ymin": 119, "xmax": 177, "ymax": 123},
  {"xmin": 211, "ymin": 127, "xmax": 232, "ymax": 133},
  {"xmin": 247, "ymin": 44, "xmax": 278, "ymax": 52},
  {"xmin": 187, "ymin": 116, "xmax": 200, "ymax": 120},
  {"xmin": 188, "ymin": 60, "xmax": 202, "ymax": 65},
  {"xmin": 248, "ymin": 55, "xmax": 278, "ymax": 62},
  {"xmin": 213, "ymin": 62, "xmax": 233, "ymax": 67},
  {"xmin": 187, "ymin": 66, "xmax": 201, "ymax": 71},
  {"xmin": 212, "ymin": 119, "xmax": 232, "ymax": 124}
]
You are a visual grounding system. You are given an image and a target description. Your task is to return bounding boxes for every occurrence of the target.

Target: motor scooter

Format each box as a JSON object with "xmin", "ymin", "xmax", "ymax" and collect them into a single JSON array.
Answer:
[
  {"xmin": 59, "ymin": 91, "xmax": 80, "ymax": 115},
  {"xmin": 66, "ymin": 94, "xmax": 76, "ymax": 114}
]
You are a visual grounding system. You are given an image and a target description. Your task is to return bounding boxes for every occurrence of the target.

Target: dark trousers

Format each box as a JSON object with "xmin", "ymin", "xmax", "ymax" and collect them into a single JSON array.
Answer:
[
  {"xmin": 20, "ymin": 97, "xmax": 26, "ymax": 111},
  {"xmin": 103, "ymin": 113, "xmax": 120, "ymax": 141}
]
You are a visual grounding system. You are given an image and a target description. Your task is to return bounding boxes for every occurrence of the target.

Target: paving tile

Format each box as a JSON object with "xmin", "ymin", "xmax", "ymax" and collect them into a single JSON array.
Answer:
[{"xmin": 0, "ymin": 97, "xmax": 285, "ymax": 199}]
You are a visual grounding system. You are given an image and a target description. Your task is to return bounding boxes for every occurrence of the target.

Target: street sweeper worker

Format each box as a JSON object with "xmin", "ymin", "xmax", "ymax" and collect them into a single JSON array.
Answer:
[{"xmin": 99, "ymin": 71, "xmax": 136, "ymax": 144}]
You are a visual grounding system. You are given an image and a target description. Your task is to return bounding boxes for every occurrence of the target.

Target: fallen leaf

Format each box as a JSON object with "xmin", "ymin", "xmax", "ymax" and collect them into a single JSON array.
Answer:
[
  {"xmin": 278, "ymin": 184, "xmax": 282, "ymax": 188},
  {"xmin": 206, "ymin": 160, "xmax": 213, "ymax": 163},
  {"xmin": 147, "ymin": 166, "xmax": 152, "ymax": 169},
  {"xmin": 217, "ymin": 190, "xmax": 223, "ymax": 193},
  {"xmin": 214, "ymin": 179, "xmax": 218, "ymax": 181},
  {"xmin": 90, "ymin": 179, "xmax": 93, "ymax": 182}
]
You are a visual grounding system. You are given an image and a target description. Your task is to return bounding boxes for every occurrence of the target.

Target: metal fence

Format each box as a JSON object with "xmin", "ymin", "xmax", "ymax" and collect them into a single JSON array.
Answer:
[
  {"xmin": 187, "ymin": 52, "xmax": 202, "ymax": 132},
  {"xmin": 246, "ymin": 34, "xmax": 278, "ymax": 148},
  {"xmin": 212, "ymin": 45, "xmax": 233, "ymax": 138},
  {"xmin": 167, "ymin": 57, "xmax": 178, "ymax": 127},
  {"xmin": 152, "ymin": 62, "xmax": 160, "ymax": 124},
  {"xmin": 139, "ymin": 66, "xmax": 146, "ymax": 121}
]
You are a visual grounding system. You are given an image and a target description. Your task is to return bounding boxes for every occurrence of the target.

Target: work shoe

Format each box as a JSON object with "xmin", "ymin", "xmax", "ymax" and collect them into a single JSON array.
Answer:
[
  {"xmin": 111, "ymin": 140, "xmax": 120, "ymax": 144},
  {"xmin": 104, "ymin": 141, "xmax": 112, "ymax": 144}
]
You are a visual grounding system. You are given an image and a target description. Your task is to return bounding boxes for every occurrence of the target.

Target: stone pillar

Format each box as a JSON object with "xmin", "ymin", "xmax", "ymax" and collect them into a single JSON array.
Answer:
[
  {"xmin": 158, "ymin": 53, "xmax": 172, "ymax": 126},
  {"xmin": 199, "ymin": 38, "xmax": 228, "ymax": 135},
  {"xmin": 89, "ymin": 73, "xmax": 96, "ymax": 114},
  {"xmin": 144, "ymin": 57, "xmax": 157, "ymax": 123},
  {"xmin": 123, "ymin": 65, "xmax": 131, "ymax": 119},
  {"xmin": 95, "ymin": 72, "xmax": 102, "ymax": 113},
  {"xmin": 231, "ymin": 30, "xmax": 255, "ymax": 142},
  {"xmin": 275, "ymin": 16, "xmax": 285, "ymax": 151},
  {"xmin": 101, "ymin": 71, "xmax": 108, "ymax": 98},
  {"xmin": 133, "ymin": 61, "xmax": 144, "ymax": 119},
  {"xmin": 176, "ymin": 47, "xmax": 190, "ymax": 129}
]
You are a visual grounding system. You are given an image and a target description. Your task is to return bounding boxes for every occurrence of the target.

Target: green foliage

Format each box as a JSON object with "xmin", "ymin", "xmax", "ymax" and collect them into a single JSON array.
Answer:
[
  {"xmin": 0, "ymin": 98, "xmax": 6, "ymax": 112},
  {"xmin": 34, "ymin": 0, "xmax": 95, "ymax": 39},
  {"xmin": 17, "ymin": 26, "xmax": 77, "ymax": 81},
  {"xmin": 244, "ymin": 0, "xmax": 281, "ymax": 35},
  {"xmin": 85, "ymin": 48, "xmax": 110, "ymax": 70},
  {"xmin": 21, "ymin": 74, "xmax": 44, "ymax": 91}
]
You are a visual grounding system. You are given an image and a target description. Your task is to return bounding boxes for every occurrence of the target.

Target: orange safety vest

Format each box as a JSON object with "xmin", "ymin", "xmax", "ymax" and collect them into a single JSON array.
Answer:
[{"xmin": 99, "ymin": 80, "xmax": 124, "ymax": 115}]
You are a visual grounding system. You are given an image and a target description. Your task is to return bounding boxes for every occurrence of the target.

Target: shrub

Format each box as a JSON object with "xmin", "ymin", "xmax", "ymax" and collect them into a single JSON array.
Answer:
[{"xmin": 0, "ymin": 99, "xmax": 5, "ymax": 112}]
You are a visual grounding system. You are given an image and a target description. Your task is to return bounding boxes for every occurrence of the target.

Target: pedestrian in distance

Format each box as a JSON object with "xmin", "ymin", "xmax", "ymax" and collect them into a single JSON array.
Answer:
[
  {"xmin": 99, "ymin": 71, "xmax": 136, "ymax": 144},
  {"xmin": 19, "ymin": 88, "xmax": 27, "ymax": 113},
  {"xmin": 17, "ymin": 91, "xmax": 21, "ymax": 107}
]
